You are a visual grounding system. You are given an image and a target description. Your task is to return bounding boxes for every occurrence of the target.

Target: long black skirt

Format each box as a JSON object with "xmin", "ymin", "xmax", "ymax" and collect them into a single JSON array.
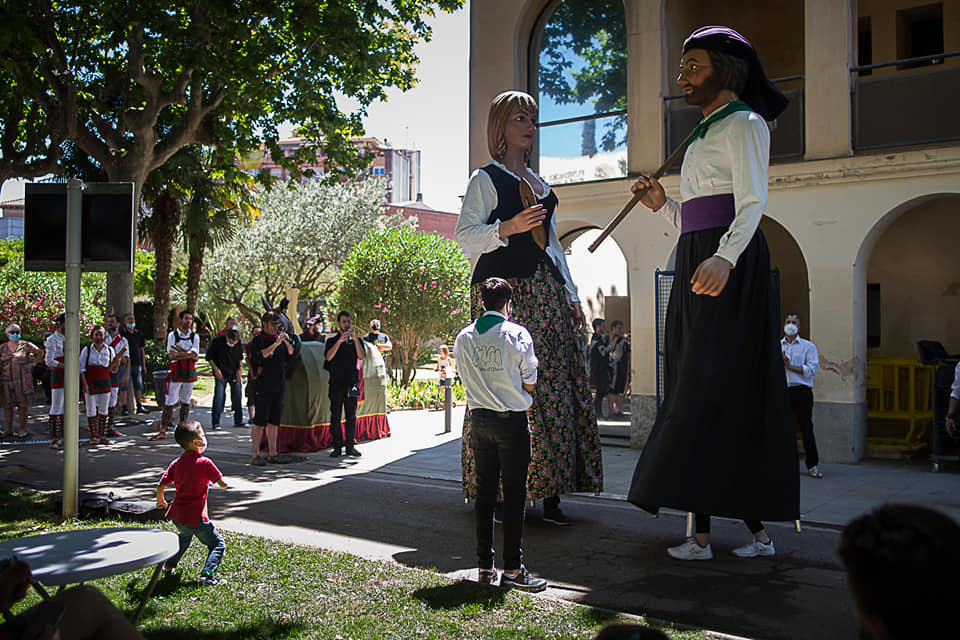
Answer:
[{"xmin": 628, "ymin": 227, "xmax": 799, "ymax": 523}]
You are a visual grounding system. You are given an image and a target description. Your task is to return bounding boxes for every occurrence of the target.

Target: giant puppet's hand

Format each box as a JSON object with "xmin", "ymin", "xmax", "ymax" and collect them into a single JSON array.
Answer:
[
  {"xmin": 630, "ymin": 172, "xmax": 667, "ymax": 211},
  {"xmin": 690, "ymin": 256, "xmax": 733, "ymax": 297},
  {"xmin": 569, "ymin": 302, "xmax": 585, "ymax": 331}
]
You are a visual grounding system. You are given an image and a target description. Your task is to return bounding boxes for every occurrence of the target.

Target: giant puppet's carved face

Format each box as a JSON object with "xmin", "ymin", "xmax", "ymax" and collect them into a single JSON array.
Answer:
[{"xmin": 678, "ymin": 48, "xmax": 725, "ymax": 109}]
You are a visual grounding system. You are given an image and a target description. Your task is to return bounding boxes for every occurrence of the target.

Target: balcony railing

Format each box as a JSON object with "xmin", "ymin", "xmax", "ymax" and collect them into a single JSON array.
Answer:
[
  {"xmin": 852, "ymin": 51, "xmax": 960, "ymax": 151},
  {"xmin": 664, "ymin": 76, "xmax": 805, "ymax": 172}
]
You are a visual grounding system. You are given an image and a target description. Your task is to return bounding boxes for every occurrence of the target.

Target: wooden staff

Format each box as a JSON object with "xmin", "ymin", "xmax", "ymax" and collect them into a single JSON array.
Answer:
[{"xmin": 587, "ymin": 127, "xmax": 700, "ymax": 253}]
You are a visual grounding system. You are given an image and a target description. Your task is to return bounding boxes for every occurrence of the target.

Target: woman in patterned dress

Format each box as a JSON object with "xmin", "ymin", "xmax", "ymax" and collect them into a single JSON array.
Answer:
[
  {"xmin": 0, "ymin": 323, "xmax": 41, "ymax": 439},
  {"xmin": 454, "ymin": 90, "xmax": 603, "ymax": 524}
]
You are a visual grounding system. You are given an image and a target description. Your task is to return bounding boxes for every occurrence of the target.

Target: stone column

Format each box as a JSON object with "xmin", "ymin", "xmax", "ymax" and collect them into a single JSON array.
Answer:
[{"xmin": 804, "ymin": 0, "xmax": 855, "ymax": 159}]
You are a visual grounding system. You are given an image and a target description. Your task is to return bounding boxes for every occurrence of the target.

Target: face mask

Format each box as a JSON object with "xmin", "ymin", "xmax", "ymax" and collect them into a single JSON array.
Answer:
[
  {"xmin": 784, "ymin": 324, "xmax": 799, "ymax": 337},
  {"xmin": 126, "ymin": 323, "xmax": 135, "ymax": 329},
  {"xmin": 93, "ymin": 337, "xmax": 105, "ymax": 346},
  {"xmin": 108, "ymin": 325, "xmax": 117, "ymax": 333},
  {"xmin": 8, "ymin": 333, "xmax": 20, "ymax": 342}
]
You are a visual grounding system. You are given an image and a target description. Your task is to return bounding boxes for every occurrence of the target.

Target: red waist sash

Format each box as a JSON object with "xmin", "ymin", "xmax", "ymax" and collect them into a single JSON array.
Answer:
[{"xmin": 51, "ymin": 357, "xmax": 65, "ymax": 388}]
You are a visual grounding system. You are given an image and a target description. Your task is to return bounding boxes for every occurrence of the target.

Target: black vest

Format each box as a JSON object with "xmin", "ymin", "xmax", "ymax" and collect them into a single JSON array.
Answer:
[{"xmin": 471, "ymin": 164, "xmax": 561, "ymax": 285}]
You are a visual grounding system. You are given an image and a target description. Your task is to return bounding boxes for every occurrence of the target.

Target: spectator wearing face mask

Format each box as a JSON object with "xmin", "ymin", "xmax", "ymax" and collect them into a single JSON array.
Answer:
[
  {"xmin": 782, "ymin": 314, "xmax": 821, "ymax": 478},
  {"xmin": 120, "ymin": 313, "xmax": 148, "ymax": 414}
]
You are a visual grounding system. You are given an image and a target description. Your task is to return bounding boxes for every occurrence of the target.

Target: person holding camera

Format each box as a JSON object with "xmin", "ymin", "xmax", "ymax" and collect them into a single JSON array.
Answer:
[
  {"xmin": 324, "ymin": 310, "xmax": 365, "ymax": 458},
  {"xmin": 248, "ymin": 311, "xmax": 295, "ymax": 465}
]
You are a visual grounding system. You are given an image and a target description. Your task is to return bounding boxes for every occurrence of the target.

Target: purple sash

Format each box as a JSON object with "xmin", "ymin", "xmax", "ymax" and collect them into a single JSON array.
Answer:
[{"xmin": 680, "ymin": 194, "xmax": 735, "ymax": 235}]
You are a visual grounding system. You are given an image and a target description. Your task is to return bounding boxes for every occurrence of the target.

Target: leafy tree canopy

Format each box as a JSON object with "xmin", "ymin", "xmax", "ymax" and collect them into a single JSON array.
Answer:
[
  {"xmin": 333, "ymin": 226, "xmax": 470, "ymax": 386},
  {"xmin": 201, "ymin": 178, "xmax": 392, "ymax": 324}
]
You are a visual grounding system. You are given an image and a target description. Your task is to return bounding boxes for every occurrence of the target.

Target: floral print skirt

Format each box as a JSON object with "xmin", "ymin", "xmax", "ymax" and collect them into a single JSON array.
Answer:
[{"xmin": 461, "ymin": 261, "xmax": 604, "ymax": 502}]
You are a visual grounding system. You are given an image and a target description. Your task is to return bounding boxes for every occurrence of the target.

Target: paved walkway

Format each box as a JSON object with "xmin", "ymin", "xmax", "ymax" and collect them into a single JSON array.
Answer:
[{"xmin": 1, "ymin": 400, "xmax": 958, "ymax": 638}]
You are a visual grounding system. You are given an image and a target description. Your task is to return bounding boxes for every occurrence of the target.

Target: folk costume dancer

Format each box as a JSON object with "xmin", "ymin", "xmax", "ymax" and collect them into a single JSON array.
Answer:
[
  {"xmin": 455, "ymin": 90, "xmax": 603, "ymax": 525},
  {"xmin": 79, "ymin": 326, "xmax": 117, "ymax": 445},
  {"xmin": 627, "ymin": 26, "xmax": 799, "ymax": 560},
  {"xmin": 105, "ymin": 316, "xmax": 129, "ymax": 438},
  {"xmin": 44, "ymin": 314, "xmax": 66, "ymax": 449},
  {"xmin": 152, "ymin": 311, "xmax": 200, "ymax": 441}
]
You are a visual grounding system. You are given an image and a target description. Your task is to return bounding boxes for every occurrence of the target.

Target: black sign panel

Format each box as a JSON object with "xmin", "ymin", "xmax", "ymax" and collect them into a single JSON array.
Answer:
[{"xmin": 24, "ymin": 182, "xmax": 134, "ymax": 273}]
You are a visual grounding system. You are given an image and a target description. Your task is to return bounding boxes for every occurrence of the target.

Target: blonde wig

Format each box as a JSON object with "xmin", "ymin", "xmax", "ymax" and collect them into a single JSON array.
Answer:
[{"xmin": 487, "ymin": 90, "xmax": 539, "ymax": 163}]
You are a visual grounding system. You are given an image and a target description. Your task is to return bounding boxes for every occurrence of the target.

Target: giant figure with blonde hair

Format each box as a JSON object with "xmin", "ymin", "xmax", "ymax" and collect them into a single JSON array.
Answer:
[{"xmin": 455, "ymin": 90, "xmax": 603, "ymax": 524}]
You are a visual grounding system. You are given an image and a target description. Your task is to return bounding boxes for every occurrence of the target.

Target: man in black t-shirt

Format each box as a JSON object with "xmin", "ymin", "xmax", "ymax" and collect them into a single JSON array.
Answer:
[
  {"xmin": 324, "ymin": 310, "xmax": 366, "ymax": 458},
  {"xmin": 205, "ymin": 328, "xmax": 245, "ymax": 430},
  {"xmin": 248, "ymin": 311, "xmax": 295, "ymax": 465},
  {"xmin": 120, "ymin": 313, "xmax": 148, "ymax": 414}
]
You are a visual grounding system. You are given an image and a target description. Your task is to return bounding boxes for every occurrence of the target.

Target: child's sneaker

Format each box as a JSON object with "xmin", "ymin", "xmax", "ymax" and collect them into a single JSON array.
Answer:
[
  {"xmin": 198, "ymin": 572, "xmax": 226, "ymax": 585},
  {"xmin": 162, "ymin": 562, "xmax": 177, "ymax": 575}
]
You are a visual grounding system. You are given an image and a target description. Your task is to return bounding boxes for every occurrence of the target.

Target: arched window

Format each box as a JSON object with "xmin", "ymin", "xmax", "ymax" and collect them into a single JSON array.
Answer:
[{"xmin": 531, "ymin": 0, "xmax": 627, "ymax": 186}]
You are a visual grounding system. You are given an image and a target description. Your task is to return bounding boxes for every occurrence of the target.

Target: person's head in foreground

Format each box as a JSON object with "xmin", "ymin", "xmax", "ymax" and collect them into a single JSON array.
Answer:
[
  {"xmin": 837, "ymin": 504, "xmax": 960, "ymax": 639},
  {"xmin": 174, "ymin": 421, "xmax": 206, "ymax": 454},
  {"xmin": 480, "ymin": 277, "xmax": 512, "ymax": 315}
]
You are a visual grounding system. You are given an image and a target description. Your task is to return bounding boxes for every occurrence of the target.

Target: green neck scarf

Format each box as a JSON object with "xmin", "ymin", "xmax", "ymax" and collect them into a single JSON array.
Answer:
[
  {"xmin": 475, "ymin": 313, "xmax": 506, "ymax": 334},
  {"xmin": 691, "ymin": 100, "xmax": 752, "ymax": 140}
]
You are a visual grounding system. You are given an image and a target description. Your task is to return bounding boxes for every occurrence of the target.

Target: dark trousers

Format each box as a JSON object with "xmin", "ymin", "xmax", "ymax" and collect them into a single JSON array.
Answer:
[
  {"xmin": 788, "ymin": 385, "xmax": 818, "ymax": 469},
  {"xmin": 471, "ymin": 408, "xmax": 531, "ymax": 571},
  {"xmin": 329, "ymin": 385, "xmax": 358, "ymax": 450},
  {"xmin": 695, "ymin": 515, "xmax": 764, "ymax": 535},
  {"xmin": 212, "ymin": 375, "xmax": 243, "ymax": 427}
]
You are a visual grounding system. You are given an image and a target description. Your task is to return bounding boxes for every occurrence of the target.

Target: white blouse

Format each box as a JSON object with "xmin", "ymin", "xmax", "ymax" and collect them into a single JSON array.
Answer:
[
  {"xmin": 79, "ymin": 344, "xmax": 115, "ymax": 372},
  {"xmin": 654, "ymin": 110, "xmax": 770, "ymax": 267},
  {"xmin": 455, "ymin": 160, "xmax": 580, "ymax": 303}
]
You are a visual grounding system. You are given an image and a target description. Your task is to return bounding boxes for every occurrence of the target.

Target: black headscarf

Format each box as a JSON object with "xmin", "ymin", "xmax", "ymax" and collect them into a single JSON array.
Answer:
[{"xmin": 682, "ymin": 25, "xmax": 788, "ymax": 121}]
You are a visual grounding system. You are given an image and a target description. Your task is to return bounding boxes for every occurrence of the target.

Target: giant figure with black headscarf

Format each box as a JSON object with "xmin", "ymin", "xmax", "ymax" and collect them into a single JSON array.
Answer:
[{"xmin": 627, "ymin": 26, "xmax": 799, "ymax": 560}]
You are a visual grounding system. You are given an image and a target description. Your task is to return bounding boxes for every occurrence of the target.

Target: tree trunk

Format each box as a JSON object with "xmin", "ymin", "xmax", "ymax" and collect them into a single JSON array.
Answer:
[
  {"xmin": 150, "ymin": 189, "xmax": 181, "ymax": 342},
  {"xmin": 105, "ymin": 173, "xmax": 146, "ymax": 317},
  {"xmin": 185, "ymin": 241, "xmax": 204, "ymax": 315}
]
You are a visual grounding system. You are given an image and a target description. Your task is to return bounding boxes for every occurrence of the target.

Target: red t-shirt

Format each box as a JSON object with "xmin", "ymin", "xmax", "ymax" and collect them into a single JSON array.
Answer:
[{"xmin": 158, "ymin": 451, "xmax": 223, "ymax": 527}]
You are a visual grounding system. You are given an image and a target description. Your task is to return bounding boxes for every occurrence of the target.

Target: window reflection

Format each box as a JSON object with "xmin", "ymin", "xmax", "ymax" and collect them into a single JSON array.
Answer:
[{"xmin": 535, "ymin": 0, "xmax": 627, "ymax": 183}]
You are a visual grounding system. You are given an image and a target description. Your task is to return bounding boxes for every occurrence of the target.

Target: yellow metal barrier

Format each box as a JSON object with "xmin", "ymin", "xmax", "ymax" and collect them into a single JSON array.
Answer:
[{"xmin": 866, "ymin": 358, "xmax": 934, "ymax": 458}]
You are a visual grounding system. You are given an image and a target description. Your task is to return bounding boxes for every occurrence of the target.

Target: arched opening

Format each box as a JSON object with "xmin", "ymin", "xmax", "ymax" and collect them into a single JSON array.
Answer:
[
  {"xmin": 559, "ymin": 226, "xmax": 630, "ymax": 334},
  {"xmin": 857, "ymin": 193, "xmax": 960, "ymax": 458},
  {"xmin": 760, "ymin": 216, "xmax": 810, "ymax": 328},
  {"xmin": 528, "ymin": 0, "xmax": 628, "ymax": 185}
]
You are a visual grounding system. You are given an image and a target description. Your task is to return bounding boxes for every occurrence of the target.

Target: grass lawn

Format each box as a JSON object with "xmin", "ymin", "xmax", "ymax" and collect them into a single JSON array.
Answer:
[{"xmin": 0, "ymin": 486, "xmax": 711, "ymax": 640}]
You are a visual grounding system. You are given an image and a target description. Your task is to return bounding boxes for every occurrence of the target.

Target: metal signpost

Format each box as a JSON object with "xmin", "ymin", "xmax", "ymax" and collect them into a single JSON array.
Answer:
[{"xmin": 24, "ymin": 180, "xmax": 134, "ymax": 517}]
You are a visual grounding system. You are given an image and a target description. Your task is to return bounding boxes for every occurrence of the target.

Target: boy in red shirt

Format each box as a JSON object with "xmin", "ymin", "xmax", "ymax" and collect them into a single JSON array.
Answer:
[{"xmin": 156, "ymin": 421, "xmax": 229, "ymax": 585}]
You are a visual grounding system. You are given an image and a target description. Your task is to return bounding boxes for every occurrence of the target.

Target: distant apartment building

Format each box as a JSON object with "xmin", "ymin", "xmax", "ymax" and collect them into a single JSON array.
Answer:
[{"xmin": 242, "ymin": 136, "xmax": 422, "ymax": 204}]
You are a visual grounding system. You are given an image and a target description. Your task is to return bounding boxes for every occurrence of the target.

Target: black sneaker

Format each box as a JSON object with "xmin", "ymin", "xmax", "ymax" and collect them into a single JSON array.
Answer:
[
  {"xmin": 211, "ymin": 424, "xmax": 221, "ymax": 430},
  {"xmin": 478, "ymin": 568, "xmax": 498, "ymax": 585},
  {"xmin": 330, "ymin": 448, "xmax": 343, "ymax": 458},
  {"xmin": 543, "ymin": 508, "xmax": 570, "ymax": 526},
  {"xmin": 500, "ymin": 566, "xmax": 546, "ymax": 592},
  {"xmin": 121, "ymin": 406, "xmax": 129, "ymax": 416},
  {"xmin": 346, "ymin": 447, "xmax": 362, "ymax": 458},
  {"xmin": 136, "ymin": 406, "xmax": 149, "ymax": 414}
]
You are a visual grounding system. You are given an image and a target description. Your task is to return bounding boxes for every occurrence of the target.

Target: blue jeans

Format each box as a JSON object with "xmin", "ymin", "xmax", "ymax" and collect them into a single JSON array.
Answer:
[
  {"xmin": 470, "ymin": 408, "xmax": 531, "ymax": 571},
  {"xmin": 212, "ymin": 376, "xmax": 243, "ymax": 427},
  {"xmin": 169, "ymin": 520, "xmax": 225, "ymax": 575}
]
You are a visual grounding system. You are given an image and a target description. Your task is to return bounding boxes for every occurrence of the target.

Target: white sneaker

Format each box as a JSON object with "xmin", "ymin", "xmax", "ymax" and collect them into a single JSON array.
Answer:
[
  {"xmin": 732, "ymin": 539, "xmax": 775, "ymax": 558},
  {"xmin": 667, "ymin": 538, "xmax": 713, "ymax": 560}
]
